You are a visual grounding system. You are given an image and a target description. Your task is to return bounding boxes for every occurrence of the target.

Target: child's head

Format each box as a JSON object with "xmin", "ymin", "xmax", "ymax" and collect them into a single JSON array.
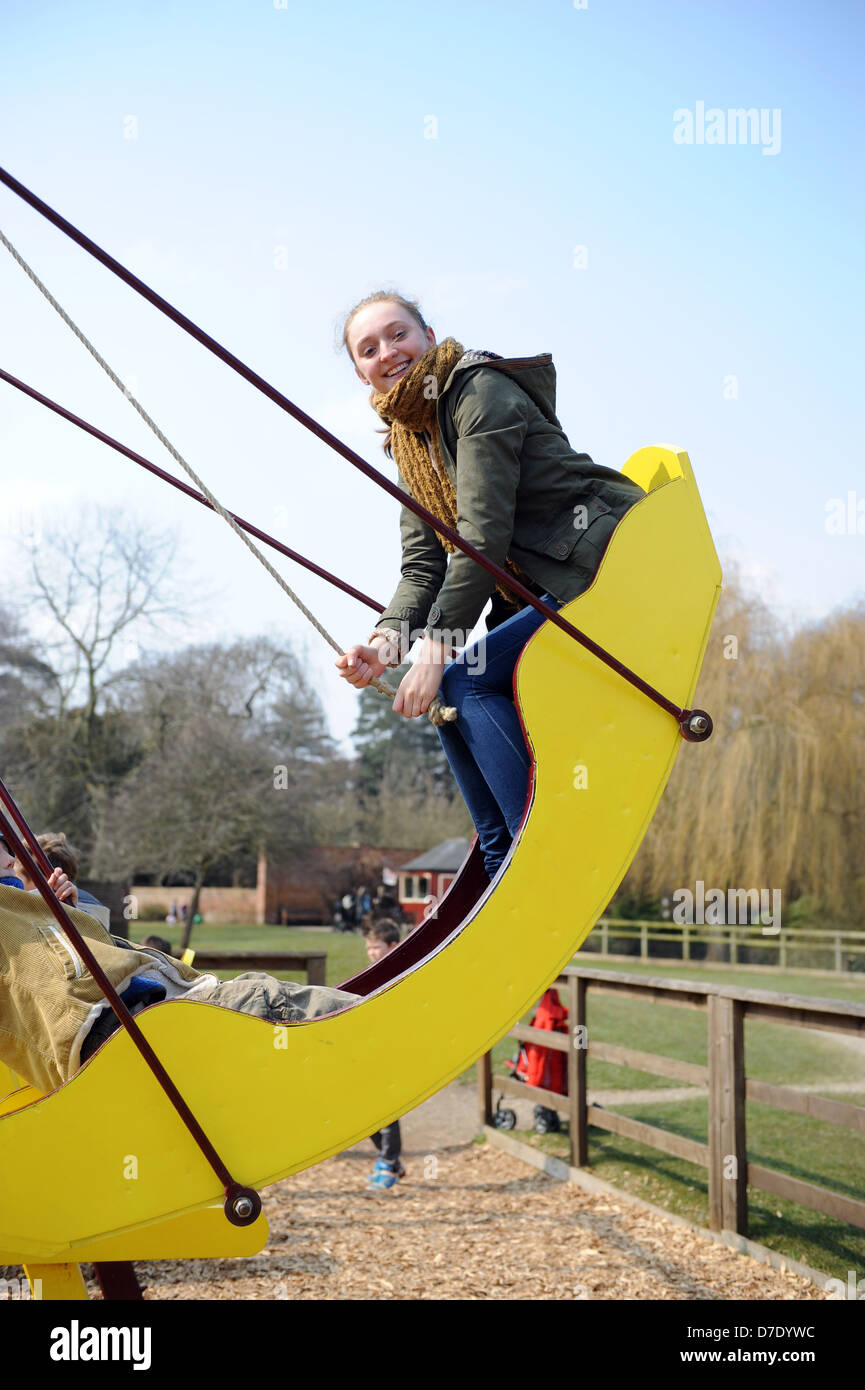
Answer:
[
  {"xmin": 15, "ymin": 831, "xmax": 78, "ymax": 890},
  {"xmin": 363, "ymin": 919, "xmax": 401, "ymax": 965},
  {"xmin": 142, "ymin": 934, "xmax": 174, "ymax": 956},
  {"xmin": 342, "ymin": 291, "xmax": 436, "ymax": 395}
]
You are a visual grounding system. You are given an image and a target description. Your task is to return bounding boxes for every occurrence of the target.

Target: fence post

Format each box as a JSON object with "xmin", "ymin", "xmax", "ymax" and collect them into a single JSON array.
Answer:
[
  {"xmin": 835, "ymin": 933, "xmax": 842, "ymax": 974},
  {"xmin": 730, "ymin": 927, "xmax": 738, "ymax": 966},
  {"xmin": 708, "ymin": 995, "xmax": 748, "ymax": 1236},
  {"xmin": 779, "ymin": 931, "xmax": 787, "ymax": 970},
  {"xmin": 601, "ymin": 918, "xmax": 609, "ymax": 956},
  {"xmin": 477, "ymin": 1051, "xmax": 492, "ymax": 1128},
  {"xmin": 640, "ymin": 921, "xmax": 648, "ymax": 961},
  {"xmin": 682, "ymin": 924, "xmax": 690, "ymax": 962},
  {"xmin": 568, "ymin": 973, "xmax": 588, "ymax": 1167}
]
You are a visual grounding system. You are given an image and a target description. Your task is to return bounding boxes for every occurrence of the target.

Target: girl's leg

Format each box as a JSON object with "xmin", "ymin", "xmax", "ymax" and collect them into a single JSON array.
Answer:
[{"xmin": 436, "ymin": 595, "xmax": 561, "ymax": 879}]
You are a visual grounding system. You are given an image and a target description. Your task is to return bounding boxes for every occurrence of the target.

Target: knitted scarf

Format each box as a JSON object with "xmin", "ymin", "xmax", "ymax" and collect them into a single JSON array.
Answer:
[{"xmin": 369, "ymin": 337, "xmax": 524, "ymax": 606}]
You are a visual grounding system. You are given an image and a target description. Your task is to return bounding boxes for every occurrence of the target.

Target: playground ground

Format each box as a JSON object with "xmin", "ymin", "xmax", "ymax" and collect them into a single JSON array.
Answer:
[{"xmin": 115, "ymin": 1082, "xmax": 825, "ymax": 1301}]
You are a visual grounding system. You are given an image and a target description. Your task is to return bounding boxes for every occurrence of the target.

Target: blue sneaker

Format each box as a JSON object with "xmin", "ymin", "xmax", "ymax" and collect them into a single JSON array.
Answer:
[
  {"xmin": 372, "ymin": 1157, "xmax": 406, "ymax": 1179},
  {"xmin": 367, "ymin": 1159, "xmax": 406, "ymax": 1189},
  {"xmin": 368, "ymin": 1167, "xmax": 400, "ymax": 1190}
]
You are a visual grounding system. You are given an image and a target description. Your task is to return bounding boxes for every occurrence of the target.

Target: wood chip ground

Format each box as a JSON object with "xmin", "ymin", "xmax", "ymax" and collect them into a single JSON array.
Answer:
[{"xmin": 130, "ymin": 1141, "xmax": 822, "ymax": 1301}]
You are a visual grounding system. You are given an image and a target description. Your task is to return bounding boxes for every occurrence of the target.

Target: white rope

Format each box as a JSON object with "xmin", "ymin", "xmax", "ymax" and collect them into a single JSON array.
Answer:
[{"xmin": 0, "ymin": 225, "xmax": 456, "ymax": 722}]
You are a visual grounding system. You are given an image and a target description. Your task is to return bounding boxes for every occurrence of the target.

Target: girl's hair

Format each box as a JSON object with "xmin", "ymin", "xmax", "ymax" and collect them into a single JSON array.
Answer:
[
  {"xmin": 339, "ymin": 289, "xmax": 430, "ymax": 366},
  {"xmin": 339, "ymin": 289, "xmax": 433, "ymax": 457}
]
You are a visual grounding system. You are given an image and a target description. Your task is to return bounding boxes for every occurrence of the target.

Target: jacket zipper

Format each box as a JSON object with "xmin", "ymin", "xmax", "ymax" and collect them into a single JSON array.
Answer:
[{"xmin": 42, "ymin": 919, "xmax": 83, "ymax": 978}]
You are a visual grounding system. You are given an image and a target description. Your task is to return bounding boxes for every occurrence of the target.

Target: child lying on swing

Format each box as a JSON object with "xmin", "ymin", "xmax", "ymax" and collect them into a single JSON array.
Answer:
[{"xmin": 0, "ymin": 875, "xmax": 360, "ymax": 1096}]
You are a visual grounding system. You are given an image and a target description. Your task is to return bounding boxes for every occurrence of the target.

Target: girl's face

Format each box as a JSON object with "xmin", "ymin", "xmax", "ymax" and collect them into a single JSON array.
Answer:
[{"xmin": 349, "ymin": 301, "xmax": 435, "ymax": 394}]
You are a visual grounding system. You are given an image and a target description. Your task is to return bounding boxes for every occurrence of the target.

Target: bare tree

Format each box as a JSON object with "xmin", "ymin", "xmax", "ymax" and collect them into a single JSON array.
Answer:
[
  {"xmin": 8, "ymin": 507, "xmax": 190, "ymax": 859},
  {"xmin": 95, "ymin": 637, "xmax": 338, "ymax": 948},
  {"xmin": 22, "ymin": 505, "xmax": 187, "ymax": 724}
]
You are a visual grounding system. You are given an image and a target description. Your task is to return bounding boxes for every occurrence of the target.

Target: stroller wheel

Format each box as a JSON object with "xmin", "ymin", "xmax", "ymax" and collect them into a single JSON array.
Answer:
[
  {"xmin": 493, "ymin": 1101, "xmax": 517, "ymax": 1131},
  {"xmin": 533, "ymin": 1105, "xmax": 561, "ymax": 1134}
]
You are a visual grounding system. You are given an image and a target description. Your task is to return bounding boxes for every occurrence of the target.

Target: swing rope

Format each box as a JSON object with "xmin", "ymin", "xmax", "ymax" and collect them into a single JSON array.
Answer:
[{"xmin": 0, "ymin": 227, "xmax": 457, "ymax": 724}]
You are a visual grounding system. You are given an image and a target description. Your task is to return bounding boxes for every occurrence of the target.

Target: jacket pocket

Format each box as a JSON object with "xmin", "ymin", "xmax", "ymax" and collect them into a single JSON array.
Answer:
[
  {"xmin": 36, "ymin": 921, "xmax": 84, "ymax": 981},
  {"xmin": 522, "ymin": 496, "xmax": 614, "ymax": 563}
]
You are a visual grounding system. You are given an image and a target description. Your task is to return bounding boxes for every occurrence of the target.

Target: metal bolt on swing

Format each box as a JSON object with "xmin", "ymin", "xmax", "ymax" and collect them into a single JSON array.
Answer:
[
  {"xmin": 679, "ymin": 709, "xmax": 713, "ymax": 742},
  {"xmin": 224, "ymin": 1184, "xmax": 262, "ymax": 1226}
]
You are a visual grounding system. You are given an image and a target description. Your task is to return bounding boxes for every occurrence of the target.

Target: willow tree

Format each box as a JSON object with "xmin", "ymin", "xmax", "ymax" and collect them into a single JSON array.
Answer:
[{"xmin": 621, "ymin": 576, "xmax": 865, "ymax": 923}]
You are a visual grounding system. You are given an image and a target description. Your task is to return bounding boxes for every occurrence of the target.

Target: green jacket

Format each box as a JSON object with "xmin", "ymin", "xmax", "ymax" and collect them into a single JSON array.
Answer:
[{"xmin": 376, "ymin": 351, "xmax": 645, "ymax": 644}]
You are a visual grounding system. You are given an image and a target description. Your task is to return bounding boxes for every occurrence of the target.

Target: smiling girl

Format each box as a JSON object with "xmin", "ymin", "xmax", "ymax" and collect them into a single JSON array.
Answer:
[{"xmin": 335, "ymin": 291, "xmax": 644, "ymax": 881}]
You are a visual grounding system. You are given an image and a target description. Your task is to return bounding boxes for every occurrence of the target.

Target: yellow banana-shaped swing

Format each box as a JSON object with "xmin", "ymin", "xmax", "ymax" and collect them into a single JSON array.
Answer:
[{"xmin": 0, "ymin": 442, "xmax": 721, "ymax": 1295}]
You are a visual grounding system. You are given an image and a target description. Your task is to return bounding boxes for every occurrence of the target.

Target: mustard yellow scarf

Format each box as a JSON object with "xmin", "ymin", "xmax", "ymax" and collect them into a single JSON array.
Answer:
[
  {"xmin": 369, "ymin": 337, "xmax": 464, "ymax": 550},
  {"xmin": 369, "ymin": 337, "xmax": 524, "ymax": 604}
]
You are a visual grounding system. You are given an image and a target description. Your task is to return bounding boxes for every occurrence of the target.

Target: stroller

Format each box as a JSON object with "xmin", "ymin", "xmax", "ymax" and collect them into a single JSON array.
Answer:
[{"xmin": 495, "ymin": 987, "xmax": 569, "ymax": 1134}]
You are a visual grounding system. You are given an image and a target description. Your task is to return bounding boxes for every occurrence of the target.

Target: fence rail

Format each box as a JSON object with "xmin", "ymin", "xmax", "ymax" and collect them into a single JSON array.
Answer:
[
  {"xmin": 582, "ymin": 919, "xmax": 865, "ymax": 974},
  {"xmin": 478, "ymin": 966, "xmax": 865, "ymax": 1238}
]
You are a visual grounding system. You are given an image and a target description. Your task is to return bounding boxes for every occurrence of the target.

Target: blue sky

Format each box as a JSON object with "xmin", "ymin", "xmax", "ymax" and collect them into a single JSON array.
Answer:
[{"xmin": 1, "ymin": 0, "xmax": 862, "ymax": 749}]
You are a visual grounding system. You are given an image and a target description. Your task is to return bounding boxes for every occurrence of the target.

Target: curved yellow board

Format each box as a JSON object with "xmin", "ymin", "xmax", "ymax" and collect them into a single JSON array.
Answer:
[{"xmin": 0, "ymin": 446, "xmax": 720, "ymax": 1264}]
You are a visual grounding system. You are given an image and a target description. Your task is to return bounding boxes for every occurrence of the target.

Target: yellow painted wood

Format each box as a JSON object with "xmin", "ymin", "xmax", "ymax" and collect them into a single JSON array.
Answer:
[
  {"xmin": 0, "ymin": 446, "xmax": 720, "ymax": 1266},
  {"xmin": 24, "ymin": 1263, "xmax": 88, "ymax": 1300},
  {"xmin": 48, "ymin": 1206, "xmax": 269, "ymax": 1264}
]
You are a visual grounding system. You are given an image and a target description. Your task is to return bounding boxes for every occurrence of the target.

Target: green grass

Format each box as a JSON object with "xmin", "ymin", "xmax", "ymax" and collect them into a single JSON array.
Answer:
[{"xmin": 506, "ymin": 1107, "xmax": 865, "ymax": 1283}]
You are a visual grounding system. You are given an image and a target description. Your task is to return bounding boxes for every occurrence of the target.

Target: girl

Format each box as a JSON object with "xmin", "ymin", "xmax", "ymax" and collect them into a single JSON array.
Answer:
[{"xmin": 335, "ymin": 292, "xmax": 644, "ymax": 881}]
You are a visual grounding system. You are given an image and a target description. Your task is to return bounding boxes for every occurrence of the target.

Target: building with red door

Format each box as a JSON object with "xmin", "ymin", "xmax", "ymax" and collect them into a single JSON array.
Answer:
[{"xmin": 397, "ymin": 839, "xmax": 471, "ymax": 927}]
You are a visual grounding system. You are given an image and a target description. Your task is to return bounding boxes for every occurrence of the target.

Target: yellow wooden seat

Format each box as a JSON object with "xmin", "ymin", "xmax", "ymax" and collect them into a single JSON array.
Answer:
[{"xmin": 0, "ymin": 446, "xmax": 720, "ymax": 1292}]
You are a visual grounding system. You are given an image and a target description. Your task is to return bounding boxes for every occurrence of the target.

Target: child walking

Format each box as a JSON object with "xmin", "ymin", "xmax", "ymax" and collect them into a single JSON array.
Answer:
[{"xmin": 363, "ymin": 920, "xmax": 406, "ymax": 1190}]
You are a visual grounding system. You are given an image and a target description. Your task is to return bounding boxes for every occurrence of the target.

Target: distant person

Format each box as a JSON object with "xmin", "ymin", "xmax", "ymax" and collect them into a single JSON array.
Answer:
[
  {"xmin": 363, "ymin": 919, "xmax": 406, "ymax": 1190},
  {"xmin": 341, "ymin": 891, "xmax": 355, "ymax": 931},
  {"xmin": 353, "ymin": 888, "xmax": 366, "ymax": 930}
]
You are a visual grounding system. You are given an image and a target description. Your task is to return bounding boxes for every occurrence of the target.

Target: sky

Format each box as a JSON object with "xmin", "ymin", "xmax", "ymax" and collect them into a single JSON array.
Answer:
[{"xmin": 0, "ymin": 0, "xmax": 862, "ymax": 751}]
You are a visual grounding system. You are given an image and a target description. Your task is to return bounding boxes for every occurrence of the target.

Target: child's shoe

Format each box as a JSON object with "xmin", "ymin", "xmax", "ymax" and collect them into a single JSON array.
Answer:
[
  {"xmin": 372, "ymin": 1157, "xmax": 406, "ymax": 1179},
  {"xmin": 367, "ymin": 1159, "xmax": 405, "ymax": 1189}
]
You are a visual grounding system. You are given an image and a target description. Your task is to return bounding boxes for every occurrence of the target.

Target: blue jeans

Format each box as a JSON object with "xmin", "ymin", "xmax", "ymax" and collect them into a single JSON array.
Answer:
[{"xmin": 437, "ymin": 593, "xmax": 563, "ymax": 880}]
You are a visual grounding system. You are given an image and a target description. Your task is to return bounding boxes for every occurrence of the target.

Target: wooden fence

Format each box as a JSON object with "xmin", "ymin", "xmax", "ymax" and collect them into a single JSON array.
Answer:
[
  {"xmin": 582, "ymin": 919, "xmax": 865, "ymax": 974},
  {"xmin": 477, "ymin": 966, "xmax": 865, "ymax": 1236}
]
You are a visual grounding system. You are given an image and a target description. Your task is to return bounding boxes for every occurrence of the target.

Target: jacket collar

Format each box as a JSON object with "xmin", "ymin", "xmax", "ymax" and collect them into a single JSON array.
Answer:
[{"xmin": 440, "ymin": 350, "xmax": 559, "ymax": 427}]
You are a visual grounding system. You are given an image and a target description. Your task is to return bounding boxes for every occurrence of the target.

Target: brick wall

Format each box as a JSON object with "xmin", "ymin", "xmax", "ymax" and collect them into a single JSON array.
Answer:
[{"xmin": 129, "ymin": 884, "xmax": 259, "ymax": 926}]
